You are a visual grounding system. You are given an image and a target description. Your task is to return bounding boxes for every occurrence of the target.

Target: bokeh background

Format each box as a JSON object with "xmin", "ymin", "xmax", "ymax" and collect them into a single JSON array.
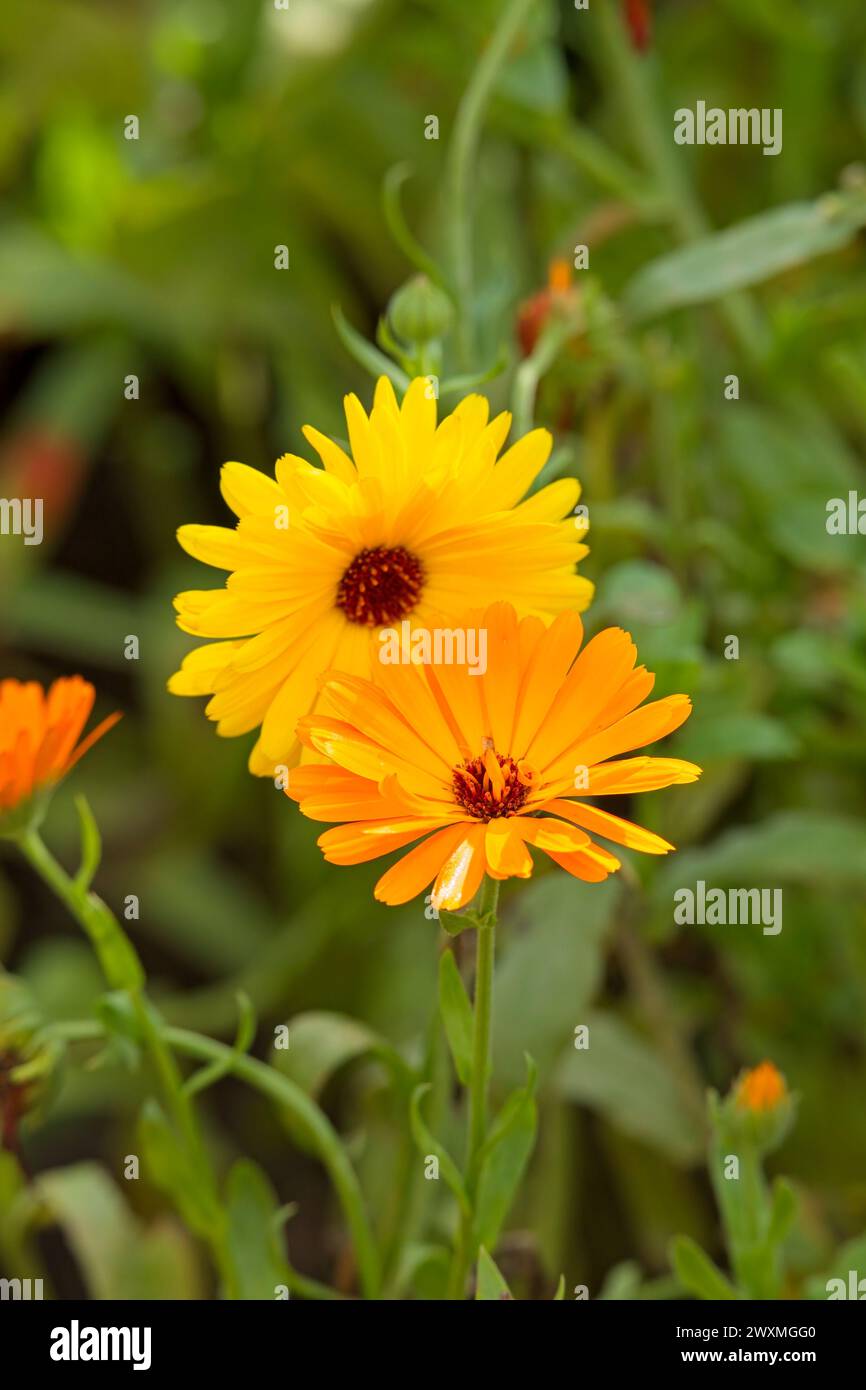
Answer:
[{"xmin": 2, "ymin": 0, "xmax": 866, "ymax": 1299}]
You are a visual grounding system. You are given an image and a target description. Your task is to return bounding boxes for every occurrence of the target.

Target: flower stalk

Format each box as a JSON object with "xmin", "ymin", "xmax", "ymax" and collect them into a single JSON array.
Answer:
[{"xmin": 447, "ymin": 875, "xmax": 499, "ymax": 1300}]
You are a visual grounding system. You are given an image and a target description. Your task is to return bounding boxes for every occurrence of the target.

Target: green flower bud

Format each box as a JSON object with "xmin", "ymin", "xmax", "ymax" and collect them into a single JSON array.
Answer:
[
  {"xmin": 713, "ymin": 1060, "xmax": 795, "ymax": 1156},
  {"xmin": 387, "ymin": 275, "xmax": 454, "ymax": 345}
]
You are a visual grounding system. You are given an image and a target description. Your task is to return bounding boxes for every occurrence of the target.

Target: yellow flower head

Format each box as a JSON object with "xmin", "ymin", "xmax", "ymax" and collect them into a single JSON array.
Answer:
[
  {"xmin": 735, "ymin": 1061, "xmax": 788, "ymax": 1114},
  {"xmin": 169, "ymin": 378, "xmax": 593, "ymax": 775},
  {"xmin": 289, "ymin": 601, "xmax": 700, "ymax": 911},
  {"xmin": 0, "ymin": 678, "xmax": 120, "ymax": 833}
]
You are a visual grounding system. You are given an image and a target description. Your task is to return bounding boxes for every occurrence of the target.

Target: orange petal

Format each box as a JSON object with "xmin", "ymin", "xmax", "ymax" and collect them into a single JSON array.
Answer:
[
  {"xmin": 430, "ymin": 825, "xmax": 487, "ymax": 910},
  {"xmin": 561, "ymin": 695, "xmax": 694, "ymax": 773},
  {"xmin": 318, "ymin": 816, "xmax": 458, "ymax": 866},
  {"xmin": 374, "ymin": 823, "xmax": 472, "ymax": 905},
  {"xmin": 541, "ymin": 798, "xmax": 675, "ymax": 854}
]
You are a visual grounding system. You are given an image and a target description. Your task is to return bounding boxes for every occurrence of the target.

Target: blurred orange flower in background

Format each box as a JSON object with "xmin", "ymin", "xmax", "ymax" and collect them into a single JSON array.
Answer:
[{"xmin": 0, "ymin": 677, "xmax": 120, "ymax": 825}]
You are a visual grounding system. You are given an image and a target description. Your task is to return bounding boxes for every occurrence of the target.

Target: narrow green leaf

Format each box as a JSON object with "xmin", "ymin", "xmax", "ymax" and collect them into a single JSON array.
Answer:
[
  {"xmin": 73, "ymin": 795, "xmax": 101, "ymax": 892},
  {"xmin": 332, "ymin": 304, "xmax": 410, "ymax": 389},
  {"xmin": 270, "ymin": 1010, "xmax": 409, "ymax": 1102},
  {"xmin": 475, "ymin": 1246, "xmax": 513, "ymax": 1300},
  {"xmin": 33, "ymin": 1162, "xmax": 201, "ymax": 1299},
  {"xmin": 473, "ymin": 1064, "xmax": 538, "ymax": 1251},
  {"xmin": 185, "ymin": 991, "xmax": 257, "ymax": 1098},
  {"xmin": 766, "ymin": 1178, "xmax": 797, "ymax": 1248},
  {"xmin": 438, "ymin": 906, "xmax": 479, "ymax": 937},
  {"xmin": 623, "ymin": 191, "xmax": 866, "ymax": 320},
  {"xmin": 225, "ymin": 1159, "xmax": 292, "ymax": 1301},
  {"xmin": 438, "ymin": 950, "xmax": 473, "ymax": 1086},
  {"xmin": 409, "ymin": 1084, "xmax": 469, "ymax": 1215},
  {"xmin": 670, "ymin": 1235, "xmax": 739, "ymax": 1301},
  {"xmin": 138, "ymin": 1099, "xmax": 221, "ymax": 1239},
  {"xmin": 79, "ymin": 893, "xmax": 145, "ymax": 993},
  {"xmin": 382, "ymin": 164, "xmax": 452, "ymax": 291},
  {"xmin": 438, "ymin": 347, "xmax": 510, "ymax": 398}
]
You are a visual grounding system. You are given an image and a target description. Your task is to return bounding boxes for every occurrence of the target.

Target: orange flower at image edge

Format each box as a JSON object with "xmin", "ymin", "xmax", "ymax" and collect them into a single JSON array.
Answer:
[
  {"xmin": 289, "ymin": 602, "xmax": 701, "ymax": 910},
  {"xmin": 0, "ymin": 678, "xmax": 121, "ymax": 832}
]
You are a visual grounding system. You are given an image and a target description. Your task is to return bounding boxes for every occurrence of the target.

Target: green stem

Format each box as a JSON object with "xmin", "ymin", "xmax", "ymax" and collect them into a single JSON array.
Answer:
[
  {"xmin": 49, "ymin": 1017, "xmax": 381, "ymax": 1301},
  {"xmin": 18, "ymin": 829, "xmax": 235, "ymax": 1284},
  {"xmin": 466, "ymin": 895, "xmax": 497, "ymax": 1177},
  {"xmin": 19, "ymin": 831, "xmax": 198, "ymax": 1152},
  {"xmin": 447, "ymin": 0, "xmax": 536, "ymax": 366},
  {"xmin": 447, "ymin": 875, "xmax": 499, "ymax": 1299}
]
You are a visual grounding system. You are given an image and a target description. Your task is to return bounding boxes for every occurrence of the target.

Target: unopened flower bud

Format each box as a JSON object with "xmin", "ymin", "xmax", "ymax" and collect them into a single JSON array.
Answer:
[
  {"xmin": 387, "ymin": 275, "xmax": 454, "ymax": 345},
  {"xmin": 718, "ymin": 1060, "xmax": 794, "ymax": 1155}
]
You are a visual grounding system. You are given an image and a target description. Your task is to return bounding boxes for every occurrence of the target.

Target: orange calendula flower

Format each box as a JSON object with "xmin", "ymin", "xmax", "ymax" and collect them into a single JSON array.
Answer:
[
  {"xmin": 169, "ymin": 379, "xmax": 592, "ymax": 775},
  {"xmin": 735, "ymin": 1061, "xmax": 788, "ymax": 1113},
  {"xmin": 288, "ymin": 602, "xmax": 700, "ymax": 911},
  {"xmin": 516, "ymin": 258, "xmax": 577, "ymax": 357},
  {"xmin": 0, "ymin": 678, "xmax": 121, "ymax": 832}
]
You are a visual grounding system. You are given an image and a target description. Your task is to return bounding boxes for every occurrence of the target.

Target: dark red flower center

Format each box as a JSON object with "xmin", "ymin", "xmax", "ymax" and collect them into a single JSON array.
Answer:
[
  {"xmin": 452, "ymin": 748, "xmax": 535, "ymax": 820},
  {"xmin": 336, "ymin": 545, "xmax": 425, "ymax": 627}
]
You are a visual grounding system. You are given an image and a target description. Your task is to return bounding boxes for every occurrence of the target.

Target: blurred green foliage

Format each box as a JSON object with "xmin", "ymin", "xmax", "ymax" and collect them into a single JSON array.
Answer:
[{"xmin": 1, "ymin": 0, "xmax": 866, "ymax": 1299}]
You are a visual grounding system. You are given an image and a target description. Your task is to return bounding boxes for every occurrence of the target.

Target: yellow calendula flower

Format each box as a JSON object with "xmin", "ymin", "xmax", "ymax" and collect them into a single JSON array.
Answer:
[
  {"xmin": 168, "ymin": 378, "xmax": 592, "ymax": 775},
  {"xmin": 288, "ymin": 601, "xmax": 700, "ymax": 910}
]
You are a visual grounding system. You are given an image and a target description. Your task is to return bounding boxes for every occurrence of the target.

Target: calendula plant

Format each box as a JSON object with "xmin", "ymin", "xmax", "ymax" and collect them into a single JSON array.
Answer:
[
  {"xmin": 7, "ymin": 0, "xmax": 865, "ymax": 1306},
  {"xmin": 0, "ymin": 603, "xmax": 701, "ymax": 1299},
  {"xmin": 0, "ymin": 678, "xmax": 383, "ymax": 1298},
  {"xmin": 671, "ymin": 1062, "xmax": 798, "ymax": 1301},
  {"xmin": 0, "ymin": 0, "xmax": 701, "ymax": 1302},
  {"xmin": 286, "ymin": 598, "xmax": 700, "ymax": 1295}
]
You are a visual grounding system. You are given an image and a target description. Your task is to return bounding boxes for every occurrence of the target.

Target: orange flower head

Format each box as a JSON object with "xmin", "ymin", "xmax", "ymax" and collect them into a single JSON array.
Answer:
[
  {"xmin": 288, "ymin": 602, "xmax": 700, "ymax": 912},
  {"xmin": 0, "ymin": 678, "xmax": 121, "ymax": 832},
  {"xmin": 516, "ymin": 259, "xmax": 577, "ymax": 357},
  {"xmin": 169, "ymin": 378, "xmax": 592, "ymax": 776},
  {"xmin": 735, "ymin": 1061, "xmax": 787, "ymax": 1114}
]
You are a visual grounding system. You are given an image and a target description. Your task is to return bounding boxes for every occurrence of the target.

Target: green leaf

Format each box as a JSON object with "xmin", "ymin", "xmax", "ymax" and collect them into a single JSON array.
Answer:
[
  {"xmin": 554, "ymin": 1012, "xmax": 703, "ymax": 1163},
  {"xmin": 438, "ymin": 906, "xmax": 478, "ymax": 937},
  {"xmin": 438, "ymin": 950, "xmax": 473, "ymax": 1086},
  {"xmin": 493, "ymin": 877, "xmax": 617, "ymax": 1087},
  {"xmin": 225, "ymin": 1159, "xmax": 291, "ymax": 1301},
  {"xmin": 33, "ymin": 1162, "xmax": 201, "ymax": 1299},
  {"xmin": 598, "ymin": 1260, "xmax": 643, "ymax": 1300},
  {"xmin": 138, "ymin": 1099, "xmax": 221, "ymax": 1239},
  {"xmin": 553, "ymin": 1274, "xmax": 566, "ymax": 1300},
  {"xmin": 73, "ymin": 795, "xmax": 101, "ymax": 892},
  {"xmin": 382, "ymin": 164, "xmax": 451, "ymax": 291},
  {"xmin": 475, "ymin": 1246, "xmax": 513, "ymax": 1300},
  {"xmin": 409, "ymin": 1084, "xmax": 469, "ymax": 1215},
  {"xmin": 473, "ymin": 1061, "xmax": 538, "ymax": 1251},
  {"xmin": 670, "ymin": 1235, "xmax": 739, "ymax": 1301},
  {"xmin": 672, "ymin": 711, "xmax": 798, "ymax": 763},
  {"xmin": 623, "ymin": 190, "xmax": 866, "ymax": 320},
  {"xmin": 185, "ymin": 991, "xmax": 256, "ymax": 1099},
  {"xmin": 72, "ymin": 890, "xmax": 144, "ymax": 994},
  {"xmin": 654, "ymin": 812, "xmax": 866, "ymax": 905},
  {"xmin": 270, "ymin": 1011, "xmax": 409, "ymax": 1101},
  {"xmin": 332, "ymin": 304, "xmax": 410, "ymax": 389},
  {"xmin": 438, "ymin": 347, "xmax": 510, "ymax": 398},
  {"xmin": 766, "ymin": 1178, "xmax": 798, "ymax": 1249}
]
